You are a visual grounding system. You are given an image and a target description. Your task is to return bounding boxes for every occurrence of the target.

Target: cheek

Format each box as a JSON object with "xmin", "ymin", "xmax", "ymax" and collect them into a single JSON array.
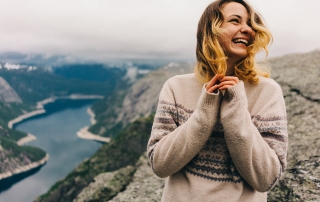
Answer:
[
  {"xmin": 219, "ymin": 32, "xmax": 232, "ymax": 45},
  {"xmin": 250, "ymin": 30, "xmax": 256, "ymax": 40}
]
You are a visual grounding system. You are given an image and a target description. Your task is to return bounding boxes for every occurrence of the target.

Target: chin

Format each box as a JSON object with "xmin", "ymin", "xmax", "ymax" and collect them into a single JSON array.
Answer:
[{"xmin": 228, "ymin": 52, "xmax": 248, "ymax": 63}]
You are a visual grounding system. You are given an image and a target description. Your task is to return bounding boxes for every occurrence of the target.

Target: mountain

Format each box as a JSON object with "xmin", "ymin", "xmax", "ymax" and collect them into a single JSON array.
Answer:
[
  {"xmin": 36, "ymin": 50, "xmax": 320, "ymax": 202},
  {"xmin": 266, "ymin": 50, "xmax": 320, "ymax": 201},
  {"xmin": 0, "ymin": 77, "xmax": 22, "ymax": 103},
  {"xmin": 0, "ymin": 73, "xmax": 48, "ymax": 190},
  {"xmin": 0, "ymin": 61, "xmax": 166, "ymax": 193},
  {"xmin": 88, "ymin": 62, "xmax": 193, "ymax": 137},
  {"xmin": 0, "ymin": 68, "xmax": 117, "ymax": 104},
  {"xmin": 0, "ymin": 64, "xmax": 129, "ymax": 189},
  {"xmin": 34, "ymin": 61, "xmax": 194, "ymax": 202}
]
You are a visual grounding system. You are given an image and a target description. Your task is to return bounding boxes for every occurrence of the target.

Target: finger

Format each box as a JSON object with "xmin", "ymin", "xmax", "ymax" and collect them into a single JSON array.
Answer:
[
  {"xmin": 206, "ymin": 74, "xmax": 223, "ymax": 91},
  {"xmin": 207, "ymin": 85, "xmax": 220, "ymax": 93},
  {"xmin": 219, "ymin": 76, "xmax": 239, "ymax": 83},
  {"xmin": 217, "ymin": 81, "xmax": 238, "ymax": 90},
  {"xmin": 217, "ymin": 80, "xmax": 237, "ymax": 88},
  {"xmin": 219, "ymin": 76, "xmax": 239, "ymax": 84},
  {"xmin": 219, "ymin": 85, "xmax": 234, "ymax": 90}
]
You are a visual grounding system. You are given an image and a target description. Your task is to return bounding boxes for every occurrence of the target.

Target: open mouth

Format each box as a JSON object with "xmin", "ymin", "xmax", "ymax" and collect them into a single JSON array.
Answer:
[{"xmin": 232, "ymin": 38, "xmax": 249, "ymax": 46}]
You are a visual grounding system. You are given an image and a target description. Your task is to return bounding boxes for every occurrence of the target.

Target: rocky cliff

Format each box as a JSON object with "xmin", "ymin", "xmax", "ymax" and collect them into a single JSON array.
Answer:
[
  {"xmin": 0, "ymin": 65, "xmax": 125, "ymax": 187},
  {"xmin": 88, "ymin": 62, "xmax": 194, "ymax": 137},
  {"xmin": 0, "ymin": 76, "xmax": 48, "ymax": 189},
  {"xmin": 0, "ymin": 77, "xmax": 22, "ymax": 103},
  {"xmin": 266, "ymin": 50, "xmax": 320, "ymax": 201},
  {"xmin": 38, "ymin": 50, "xmax": 320, "ymax": 201}
]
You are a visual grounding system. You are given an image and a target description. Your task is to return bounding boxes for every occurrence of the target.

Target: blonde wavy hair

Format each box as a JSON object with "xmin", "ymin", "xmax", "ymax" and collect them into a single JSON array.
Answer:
[{"xmin": 194, "ymin": 0, "xmax": 272, "ymax": 84}]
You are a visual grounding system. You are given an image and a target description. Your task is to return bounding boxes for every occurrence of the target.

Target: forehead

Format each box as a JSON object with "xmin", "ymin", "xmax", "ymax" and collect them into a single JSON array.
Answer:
[{"xmin": 221, "ymin": 2, "xmax": 249, "ymax": 19}]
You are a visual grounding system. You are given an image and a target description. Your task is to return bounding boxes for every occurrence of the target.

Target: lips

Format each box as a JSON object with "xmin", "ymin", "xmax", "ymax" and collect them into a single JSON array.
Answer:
[{"xmin": 232, "ymin": 38, "xmax": 249, "ymax": 46}]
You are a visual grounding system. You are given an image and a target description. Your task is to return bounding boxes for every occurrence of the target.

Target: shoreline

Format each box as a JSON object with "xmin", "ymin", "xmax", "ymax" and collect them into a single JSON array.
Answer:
[
  {"xmin": 8, "ymin": 109, "xmax": 46, "ymax": 129},
  {"xmin": 8, "ymin": 94, "xmax": 104, "ymax": 130},
  {"xmin": 76, "ymin": 126, "xmax": 110, "ymax": 143},
  {"xmin": 76, "ymin": 107, "xmax": 110, "ymax": 143},
  {"xmin": 2, "ymin": 95, "xmax": 105, "ymax": 182},
  {"xmin": 0, "ymin": 154, "xmax": 49, "ymax": 181},
  {"xmin": 11, "ymin": 94, "xmax": 110, "ymax": 143},
  {"xmin": 87, "ymin": 108, "xmax": 97, "ymax": 125},
  {"xmin": 16, "ymin": 133, "xmax": 37, "ymax": 146}
]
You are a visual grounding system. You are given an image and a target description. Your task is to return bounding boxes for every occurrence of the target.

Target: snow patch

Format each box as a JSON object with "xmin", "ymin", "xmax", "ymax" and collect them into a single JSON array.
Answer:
[{"xmin": 0, "ymin": 63, "xmax": 38, "ymax": 71}]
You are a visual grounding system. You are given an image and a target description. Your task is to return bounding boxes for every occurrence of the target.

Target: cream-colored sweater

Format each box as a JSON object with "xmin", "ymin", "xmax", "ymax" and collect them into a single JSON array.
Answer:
[{"xmin": 147, "ymin": 73, "xmax": 288, "ymax": 202}]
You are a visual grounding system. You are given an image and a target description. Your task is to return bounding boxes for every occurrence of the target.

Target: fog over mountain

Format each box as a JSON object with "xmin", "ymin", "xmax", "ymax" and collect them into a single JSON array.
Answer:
[{"xmin": 0, "ymin": 0, "xmax": 319, "ymax": 64}]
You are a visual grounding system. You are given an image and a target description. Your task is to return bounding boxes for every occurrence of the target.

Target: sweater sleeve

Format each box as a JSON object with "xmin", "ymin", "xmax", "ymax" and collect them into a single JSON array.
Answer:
[
  {"xmin": 220, "ymin": 80, "xmax": 288, "ymax": 192},
  {"xmin": 147, "ymin": 79, "xmax": 222, "ymax": 178}
]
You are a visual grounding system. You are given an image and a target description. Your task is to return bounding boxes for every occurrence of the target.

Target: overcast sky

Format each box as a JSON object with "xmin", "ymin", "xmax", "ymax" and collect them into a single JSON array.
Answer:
[{"xmin": 0, "ymin": 0, "xmax": 319, "ymax": 64}]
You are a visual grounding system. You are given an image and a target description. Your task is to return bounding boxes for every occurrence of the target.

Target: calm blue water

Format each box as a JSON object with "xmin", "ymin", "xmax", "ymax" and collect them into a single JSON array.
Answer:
[{"xmin": 0, "ymin": 100, "xmax": 102, "ymax": 202}]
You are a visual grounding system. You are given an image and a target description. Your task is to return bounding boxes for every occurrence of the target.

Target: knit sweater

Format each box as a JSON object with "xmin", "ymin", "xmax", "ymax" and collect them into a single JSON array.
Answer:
[{"xmin": 147, "ymin": 73, "xmax": 288, "ymax": 202}]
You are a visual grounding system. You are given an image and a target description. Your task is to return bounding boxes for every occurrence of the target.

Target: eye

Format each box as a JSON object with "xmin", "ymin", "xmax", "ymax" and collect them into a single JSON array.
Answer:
[{"xmin": 229, "ymin": 18, "xmax": 240, "ymax": 24}]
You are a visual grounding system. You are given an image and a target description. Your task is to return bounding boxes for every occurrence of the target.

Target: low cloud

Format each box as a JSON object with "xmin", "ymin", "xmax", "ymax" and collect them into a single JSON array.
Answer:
[{"xmin": 0, "ymin": 0, "xmax": 319, "ymax": 63}]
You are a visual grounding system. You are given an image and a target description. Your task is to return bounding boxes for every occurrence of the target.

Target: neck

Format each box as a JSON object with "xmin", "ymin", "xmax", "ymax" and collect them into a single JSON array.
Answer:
[
  {"xmin": 226, "ymin": 57, "xmax": 243, "ymax": 76},
  {"xmin": 226, "ymin": 61, "xmax": 236, "ymax": 76}
]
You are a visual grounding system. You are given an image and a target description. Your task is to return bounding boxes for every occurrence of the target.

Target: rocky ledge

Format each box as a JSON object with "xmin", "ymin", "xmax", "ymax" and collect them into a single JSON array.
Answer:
[
  {"xmin": 0, "ymin": 154, "xmax": 49, "ymax": 180},
  {"xmin": 39, "ymin": 50, "xmax": 320, "ymax": 202},
  {"xmin": 103, "ymin": 51, "xmax": 320, "ymax": 201}
]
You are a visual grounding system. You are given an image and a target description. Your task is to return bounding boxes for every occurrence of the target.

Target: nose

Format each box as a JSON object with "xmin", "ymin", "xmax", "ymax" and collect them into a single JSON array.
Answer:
[{"xmin": 240, "ymin": 23, "xmax": 254, "ymax": 35}]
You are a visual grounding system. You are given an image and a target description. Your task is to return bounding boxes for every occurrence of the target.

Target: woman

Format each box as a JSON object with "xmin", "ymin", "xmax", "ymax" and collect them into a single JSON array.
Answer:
[{"xmin": 147, "ymin": 0, "xmax": 288, "ymax": 201}]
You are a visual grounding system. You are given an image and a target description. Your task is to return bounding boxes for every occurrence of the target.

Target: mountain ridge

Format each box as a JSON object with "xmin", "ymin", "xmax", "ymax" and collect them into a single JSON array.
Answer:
[
  {"xmin": 0, "ymin": 77, "xmax": 22, "ymax": 103},
  {"xmin": 0, "ymin": 65, "xmax": 127, "ymax": 189},
  {"xmin": 39, "ymin": 50, "xmax": 320, "ymax": 202}
]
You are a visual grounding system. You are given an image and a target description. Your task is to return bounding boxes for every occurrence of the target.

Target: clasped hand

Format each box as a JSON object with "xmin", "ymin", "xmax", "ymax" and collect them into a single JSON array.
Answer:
[{"xmin": 205, "ymin": 74, "xmax": 239, "ymax": 93}]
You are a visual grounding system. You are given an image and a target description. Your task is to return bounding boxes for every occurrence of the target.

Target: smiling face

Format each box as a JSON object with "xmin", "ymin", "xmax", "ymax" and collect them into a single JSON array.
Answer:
[
  {"xmin": 195, "ymin": 0, "xmax": 272, "ymax": 83},
  {"xmin": 219, "ymin": 2, "xmax": 255, "ymax": 66}
]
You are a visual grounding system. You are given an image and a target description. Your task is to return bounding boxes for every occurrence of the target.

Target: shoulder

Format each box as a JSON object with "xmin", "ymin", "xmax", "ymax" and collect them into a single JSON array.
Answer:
[
  {"xmin": 246, "ymin": 77, "xmax": 283, "ymax": 95},
  {"xmin": 257, "ymin": 77, "xmax": 284, "ymax": 96},
  {"xmin": 161, "ymin": 73, "xmax": 202, "ymax": 99},
  {"xmin": 245, "ymin": 77, "xmax": 286, "ymax": 115},
  {"xmin": 258, "ymin": 77, "xmax": 282, "ymax": 89},
  {"xmin": 164, "ymin": 73, "xmax": 200, "ymax": 89},
  {"xmin": 166, "ymin": 73, "xmax": 197, "ymax": 84},
  {"xmin": 244, "ymin": 77, "xmax": 285, "ymax": 105}
]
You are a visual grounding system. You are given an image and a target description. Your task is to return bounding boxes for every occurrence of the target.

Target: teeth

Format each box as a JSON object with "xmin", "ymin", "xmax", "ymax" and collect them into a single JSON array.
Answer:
[{"xmin": 233, "ymin": 38, "xmax": 248, "ymax": 45}]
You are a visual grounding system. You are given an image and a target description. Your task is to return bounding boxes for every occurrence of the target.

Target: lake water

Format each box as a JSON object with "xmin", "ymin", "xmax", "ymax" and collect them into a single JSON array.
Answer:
[{"xmin": 0, "ymin": 99, "xmax": 102, "ymax": 202}]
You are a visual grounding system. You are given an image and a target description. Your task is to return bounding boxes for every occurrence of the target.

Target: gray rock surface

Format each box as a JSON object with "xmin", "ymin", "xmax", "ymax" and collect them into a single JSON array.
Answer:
[
  {"xmin": 114, "ymin": 62, "xmax": 194, "ymax": 128},
  {"xmin": 73, "ymin": 166, "xmax": 136, "ymax": 202},
  {"xmin": 109, "ymin": 153, "xmax": 164, "ymax": 202},
  {"xmin": 0, "ymin": 77, "xmax": 22, "ymax": 103},
  {"xmin": 74, "ymin": 50, "xmax": 320, "ymax": 201},
  {"xmin": 267, "ymin": 50, "xmax": 320, "ymax": 201},
  {"xmin": 90, "ymin": 62, "xmax": 194, "ymax": 137},
  {"xmin": 111, "ymin": 51, "xmax": 320, "ymax": 201}
]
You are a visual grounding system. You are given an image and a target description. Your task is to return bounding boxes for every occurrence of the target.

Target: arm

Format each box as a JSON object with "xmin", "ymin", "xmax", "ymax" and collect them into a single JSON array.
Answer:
[
  {"xmin": 147, "ymin": 76, "xmax": 222, "ymax": 178},
  {"xmin": 220, "ymin": 81, "xmax": 288, "ymax": 192}
]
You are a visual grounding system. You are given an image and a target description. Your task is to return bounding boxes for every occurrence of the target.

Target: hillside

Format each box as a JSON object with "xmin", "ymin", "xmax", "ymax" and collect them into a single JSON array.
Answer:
[
  {"xmin": 0, "ymin": 77, "xmax": 22, "ymax": 103},
  {"xmin": 35, "ymin": 115, "xmax": 155, "ymax": 202},
  {"xmin": 88, "ymin": 62, "xmax": 193, "ymax": 137},
  {"xmin": 266, "ymin": 51, "xmax": 320, "ymax": 201},
  {"xmin": 0, "ymin": 72, "xmax": 48, "ymax": 189},
  {"xmin": 35, "ymin": 50, "xmax": 320, "ymax": 202},
  {"xmin": 0, "ymin": 64, "xmax": 126, "ymax": 189},
  {"xmin": 0, "ymin": 67, "xmax": 121, "ymax": 105}
]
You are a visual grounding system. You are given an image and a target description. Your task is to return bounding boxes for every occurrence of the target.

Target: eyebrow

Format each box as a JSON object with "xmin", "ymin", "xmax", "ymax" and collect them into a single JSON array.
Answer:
[
  {"xmin": 228, "ymin": 14, "xmax": 251, "ymax": 23},
  {"xmin": 229, "ymin": 14, "xmax": 241, "ymax": 19}
]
